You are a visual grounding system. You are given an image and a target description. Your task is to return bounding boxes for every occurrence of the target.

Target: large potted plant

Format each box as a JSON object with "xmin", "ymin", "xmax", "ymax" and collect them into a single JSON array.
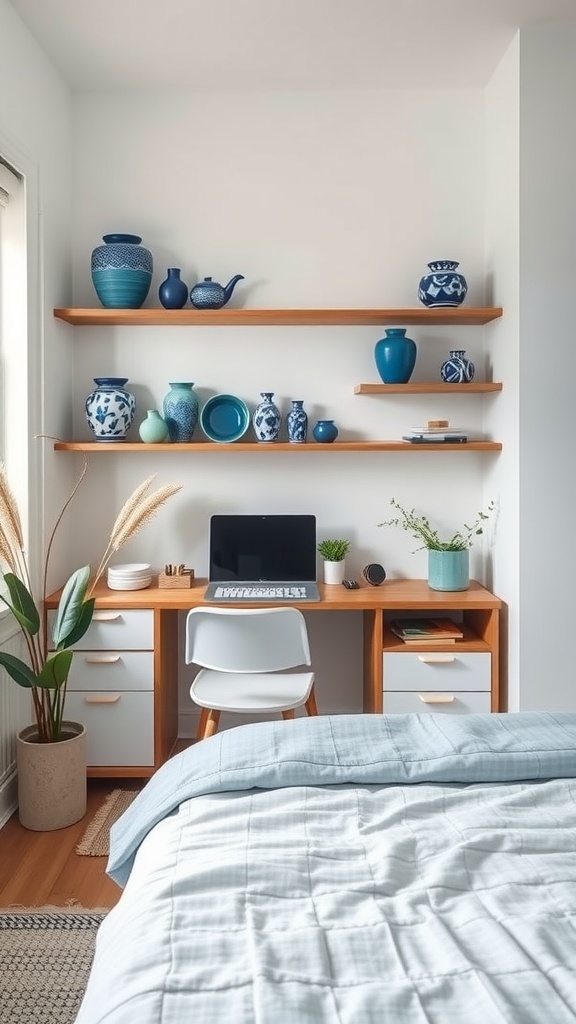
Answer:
[
  {"xmin": 378, "ymin": 498, "xmax": 494, "ymax": 591},
  {"xmin": 0, "ymin": 461, "xmax": 181, "ymax": 830}
]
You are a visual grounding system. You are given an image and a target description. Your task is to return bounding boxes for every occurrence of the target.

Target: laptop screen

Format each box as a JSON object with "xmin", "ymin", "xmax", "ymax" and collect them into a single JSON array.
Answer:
[{"xmin": 209, "ymin": 514, "xmax": 317, "ymax": 583}]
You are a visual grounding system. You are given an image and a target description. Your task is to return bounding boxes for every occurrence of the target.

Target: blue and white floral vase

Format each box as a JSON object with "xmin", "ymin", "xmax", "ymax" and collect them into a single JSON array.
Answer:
[
  {"xmin": 418, "ymin": 260, "xmax": 468, "ymax": 308},
  {"xmin": 91, "ymin": 233, "xmax": 153, "ymax": 309},
  {"xmin": 440, "ymin": 350, "xmax": 475, "ymax": 383},
  {"xmin": 85, "ymin": 377, "xmax": 136, "ymax": 441},
  {"xmin": 162, "ymin": 382, "xmax": 199, "ymax": 442},
  {"xmin": 374, "ymin": 328, "xmax": 417, "ymax": 384},
  {"xmin": 287, "ymin": 400, "xmax": 308, "ymax": 443},
  {"xmin": 253, "ymin": 392, "xmax": 281, "ymax": 442}
]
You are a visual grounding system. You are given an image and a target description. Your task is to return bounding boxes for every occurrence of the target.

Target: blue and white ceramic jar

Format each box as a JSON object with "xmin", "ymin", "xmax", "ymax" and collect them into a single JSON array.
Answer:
[
  {"xmin": 287, "ymin": 400, "xmax": 308, "ymax": 443},
  {"xmin": 85, "ymin": 377, "xmax": 136, "ymax": 441},
  {"xmin": 440, "ymin": 350, "xmax": 475, "ymax": 383},
  {"xmin": 418, "ymin": 260, "xmax": 468, "ymax": 308},
  {"xmin": 162, "ymin": 382, "xmax": 199, "ymax": 442},
  {"xmin": 374, "ymin": 328, "xmax": 417, "ymax": 384},
  {"xmin": 253, "ymin": 393, "xmax": 281, "ymax": 442},
  {"xmin": 91, "ymin": 234, "xmax": 153, "ymax": 309},
  {"xmin": 158, "ymin": 268, "xmax": 188, "ymax": 310},
  {"xmin": 312, "ymin": 419, "xmax": 339, "ymax": 443}
]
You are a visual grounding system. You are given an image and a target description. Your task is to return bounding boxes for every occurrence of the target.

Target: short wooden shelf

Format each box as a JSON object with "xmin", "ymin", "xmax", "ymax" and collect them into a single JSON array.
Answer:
[
  {"xmin": 53, "ymin": 307, "xmax": 503, "ymax": 327},
  {"xmin": 53, "ymin": 440, "xmax": 502, "ymax": 452},
  {"xmin": 354, "ymin": 382, "xmax": 503, "ymax": 394}
]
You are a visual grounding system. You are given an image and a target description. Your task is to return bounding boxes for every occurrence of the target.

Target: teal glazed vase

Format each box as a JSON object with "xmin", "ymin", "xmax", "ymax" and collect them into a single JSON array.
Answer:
[
  {"xmin": 312, "ymin": 419, "xmax": 339, "ymax": 443},
  {"xmin": 428, "ymin": 549, "xmax": 469, "ymax": 592},
  {"xmin": 91, "ymin": 233, "xmax": 153, "ymax": 309},
  {"xmin": 138, "ymin": 409, "xmax": 169, "ymax": 443},
  {"xmin": 374, "ymin": 328, "xmax": 417, "ymax": 384},
  {"xmin": 162, "ymin": 382, "xmax": 199, "ymax": 442}
]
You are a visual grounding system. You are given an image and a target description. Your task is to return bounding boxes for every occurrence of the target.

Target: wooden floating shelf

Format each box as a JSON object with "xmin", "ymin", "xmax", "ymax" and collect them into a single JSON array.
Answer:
[
  {"xmin": 53, "ymin": 307, "xmax": 503, "ymax": 327},
  {"xmin": 54, "ymin": 441, "xmax": 502, "ymax": 453},
  {"xmin": 354, "ymin": 382, "xmax": 503, "ymax": 394}
]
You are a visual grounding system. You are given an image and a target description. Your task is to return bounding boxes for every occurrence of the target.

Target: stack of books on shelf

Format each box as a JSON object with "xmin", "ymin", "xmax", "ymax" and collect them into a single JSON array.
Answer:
[
  {"xmin": 389, "ymin": 617, "xmax": 465, "ymax": 645},
  {"xmin": 402, "ymin": 424, "xmax": 468, "ymax": 444}
]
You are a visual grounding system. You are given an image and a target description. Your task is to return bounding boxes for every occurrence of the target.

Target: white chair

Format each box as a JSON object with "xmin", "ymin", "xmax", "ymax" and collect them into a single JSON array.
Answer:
[{"xmin": 185, "ymin": 606, "xmax": 318, "ymax": 740}]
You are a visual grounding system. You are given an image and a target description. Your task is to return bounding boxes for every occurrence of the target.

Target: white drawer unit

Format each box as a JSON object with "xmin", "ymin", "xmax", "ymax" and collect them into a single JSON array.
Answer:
[
  {"xmin": 47, "ymin": 608, "xmax": 154, "ymax": 650},
  {"xmin": 64, "ymin": 691, "xmax": 154, "ymax": 766},
  {"xmin": 383, "ymin": 651, "xmax": 491, "ymax": 716}
]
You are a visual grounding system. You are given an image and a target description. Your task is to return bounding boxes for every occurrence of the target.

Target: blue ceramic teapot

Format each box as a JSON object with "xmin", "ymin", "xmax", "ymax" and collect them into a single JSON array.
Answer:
[{"xmin": 190, "ymin": 274, "xmax": 244, "ymax": 309}]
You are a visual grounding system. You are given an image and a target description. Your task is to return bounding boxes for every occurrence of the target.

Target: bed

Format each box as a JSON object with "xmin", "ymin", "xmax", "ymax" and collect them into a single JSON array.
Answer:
[{"xmin": 76, "ymin": 712, "xmax": 576, "ymax": 1023}]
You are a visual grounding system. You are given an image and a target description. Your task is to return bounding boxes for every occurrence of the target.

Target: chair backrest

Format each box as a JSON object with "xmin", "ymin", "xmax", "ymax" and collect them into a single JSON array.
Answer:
[{"xmin": 185, "ymin": 607, "xmax": 311, "ymax": 673}]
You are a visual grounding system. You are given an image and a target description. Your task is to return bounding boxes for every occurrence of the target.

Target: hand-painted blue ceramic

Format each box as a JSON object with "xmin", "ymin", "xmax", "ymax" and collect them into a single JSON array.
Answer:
[
  {"xmin": 287, "ymin": 400, "xmax": 308, "ymax": 443},
  {"xmin": 85, "ymin": 377, "xmax": 136, "ymax": 441},
  {"xmin": 418, "ymin": 260, "xmax": 468, "ymax": 308},
  {"xmin": 200, "ymin": 394, "xmax": 250, "ymax": 443},
  {"xmin": 252, "ymin": 392, "xmax": 281, "ymax": 442},
  {"xmin": 440, "ymin": 349, "xmax": 475, "ymax": 383},
  {"xmin": 162, "ymin": 382, "xmax": 199, "ymax": 442},
  {"xmin": 91, "ymin": 234, "xmax": 153, "ymax": 309},
  {"xmin": 190, "ymin": 275, "xmax": 244, "ymax": 309}
]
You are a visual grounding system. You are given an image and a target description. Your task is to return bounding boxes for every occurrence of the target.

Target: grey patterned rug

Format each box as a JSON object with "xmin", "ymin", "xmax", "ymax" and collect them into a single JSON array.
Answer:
[{"xmin": 0, "ymin": 908, "xmax": 107, "ymax": 1023}]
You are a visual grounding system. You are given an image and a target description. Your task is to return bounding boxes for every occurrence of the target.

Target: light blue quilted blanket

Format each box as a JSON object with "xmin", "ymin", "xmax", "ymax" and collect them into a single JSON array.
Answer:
[{"xmin": 108, "ymin": 711, "xmax": 576, "ymax": 886}]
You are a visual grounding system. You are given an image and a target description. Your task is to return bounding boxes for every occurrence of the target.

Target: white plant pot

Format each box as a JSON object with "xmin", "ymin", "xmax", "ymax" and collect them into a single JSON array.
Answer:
[{"xmin": 323, "ymin": 559, "xmax": 345, "ymax": 585}]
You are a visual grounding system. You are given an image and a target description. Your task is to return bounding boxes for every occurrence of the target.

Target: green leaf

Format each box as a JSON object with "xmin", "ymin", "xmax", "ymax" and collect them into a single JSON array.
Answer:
[
  {"xmin": 52, "ymin": 565, "xmax": 91, "ymax": 648},
  {"xmin": 36, "ymin": 650, "xmax": 73, "ymax": 690},
  {"xmin": 60, "ymin": 597, "xmax": 95, "ymax": 648},
  {"xmin": 2, "ymin": 573, "xmax": 40, "ymax": 636},
  {"xmin": 0, "ymin": 651, "xmax": 37, "ymax": 688}
]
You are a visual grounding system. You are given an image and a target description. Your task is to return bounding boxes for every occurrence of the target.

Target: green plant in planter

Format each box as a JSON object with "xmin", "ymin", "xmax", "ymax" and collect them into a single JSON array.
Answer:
[
  {"xmin": 0, "ymin": 462, "xmax": 182, "ymax": 743},
  {"xmin": 317, "ymin": 538, "xmax": 350, "ymax": 562},
  {"xmin": 378, "ymin": 497, "xmax": 495, "ymax": 552}
]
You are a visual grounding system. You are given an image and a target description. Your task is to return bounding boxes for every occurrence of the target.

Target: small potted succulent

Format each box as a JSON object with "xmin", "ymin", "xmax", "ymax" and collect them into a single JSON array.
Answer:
[
  {"xmin": 317, "ymin": 538, "xmax": 351, "ymax": 585},
  {"xmin": 378, "ymin": 497, "xmax": 495, "ymax": 591}
]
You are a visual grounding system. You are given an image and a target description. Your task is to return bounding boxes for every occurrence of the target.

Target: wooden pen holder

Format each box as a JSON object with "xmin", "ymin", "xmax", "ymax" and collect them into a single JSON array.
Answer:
[{"xmin": 158, "ymin": 570, "xmax": 195, "ymax": 589}]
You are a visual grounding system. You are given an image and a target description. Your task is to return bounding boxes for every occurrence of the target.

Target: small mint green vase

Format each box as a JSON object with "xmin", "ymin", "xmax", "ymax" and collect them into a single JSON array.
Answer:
[
  {"xmin": 138, "ymin": 409, "xmax": 169, "ymax": 443},
  {"xmin": 428, "ymin": 549, "xmax": 469, "ymax": 591}
]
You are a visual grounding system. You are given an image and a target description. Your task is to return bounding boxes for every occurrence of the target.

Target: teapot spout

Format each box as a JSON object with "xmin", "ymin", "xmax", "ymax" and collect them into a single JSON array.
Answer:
[{"xmin": 222, "ymin": 274, "xmax": 245, "ymax": 306}]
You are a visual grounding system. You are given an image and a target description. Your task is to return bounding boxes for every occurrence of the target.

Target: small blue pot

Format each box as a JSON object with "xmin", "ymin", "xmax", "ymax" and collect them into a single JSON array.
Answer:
[
  {"xmin": 428, "ymin": 549, "xmax": 469, "ymax": 592},
  {"xmin": 158, "ymin": 267, "xmax": 188, "ymax": 310},
  {"xmin": 312, "ymin": 419, "xmax": 339, "ymax": 443}
]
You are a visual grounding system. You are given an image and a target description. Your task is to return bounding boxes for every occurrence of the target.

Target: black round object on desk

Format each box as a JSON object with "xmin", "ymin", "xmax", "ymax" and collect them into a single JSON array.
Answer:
[{"xmin": 362, "ymin": 563, "xmax": 387, "ymax": 586}]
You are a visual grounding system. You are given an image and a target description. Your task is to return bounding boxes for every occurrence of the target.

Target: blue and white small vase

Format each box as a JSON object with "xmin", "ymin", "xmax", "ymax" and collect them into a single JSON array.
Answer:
[
  {"xmin": 440, "ymin": 350, "xmax": 475, "ymax": 383},
  {"xmin": 253, "ymin": 392, "xmax": 281, "ymax": 442},
  {"xmin": 162, "ymin": 382, "xmax": 199, "ymax": 442},
  {"xmin": 85, "ymin": 377, "xmax": 136, "ymax": 442},
  {"xmin": 374, "ymin": 328, "xmax": 417, "ymax": 384},
  {"xmin": 418, "ymin": 260, "xmax": 468, "ymax": 308},
  {"xmin": 158, "ymin": 268, "xmax": 188, "ymax": 310},
  {"xmin": 312, "ymin": 419, "xmax": 339, "ymax": 443},
  {"xmin": 91, "ymin": 234, "xmax": 153, "ymax": 309},
  {"xmin": 287, "ymin": 400, "xmax": 308, "ymax": 443}
]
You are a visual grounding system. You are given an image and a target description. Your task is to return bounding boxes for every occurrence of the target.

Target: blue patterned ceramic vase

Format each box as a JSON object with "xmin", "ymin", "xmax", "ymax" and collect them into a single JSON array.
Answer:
[
  {"xmin": 428, "ymin": 549, "xmax": 469, "ymax": 592},
  {"xmin": 158, "ymin": 268, "xmax": 188, "ymax": 310},
  {"xmin": 85, "ymin": 377, "xmax": 136, "ymax": 442},
  {"xmin": 440, "ymin": 350, "xmax": 475, "ymax": 383},
  {"xmin": 138, "ymin": 409, "xmax": 169, "ymax": 443},
  {"xmin": 312, "ymin": 419, "xmax": 339, "ymax": 443},
  {"xmin": 287, "ymin": 400, "xmax": 308, "ymax": 443},
  {"xmin": 418, "ymin": 260, "xmax": 468, "ymax": 308},
  {"xmin": 162, "ymin": 382, "xmax": 199, "ymax": 442},
  {"xmin": 253, "ymin": 393, "xmax": 281, "ymax": 442},
  {"xmin": 374, "ymin": 328, "xmax": 417, "ymax": 384},
  {"xmin": 91, "ymin": 234, "xmax": 153, "ymax": 309}
]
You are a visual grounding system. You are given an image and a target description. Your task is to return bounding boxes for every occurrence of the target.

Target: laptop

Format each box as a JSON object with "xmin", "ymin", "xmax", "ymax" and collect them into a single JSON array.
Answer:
[{"xmin": 204, "ymin": 514, "xmax": 321, "ymax": 602}]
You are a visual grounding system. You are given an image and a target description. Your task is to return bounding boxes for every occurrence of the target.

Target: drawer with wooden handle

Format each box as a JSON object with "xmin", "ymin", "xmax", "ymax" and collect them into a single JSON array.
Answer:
[
  {"xmin": 65, "ymin": 651, "xmax": 154, "ymax": 692},
  {"xmin": 383, "ymin": 691, "xmax": 491, "ymax": 715},
  {"xmin": 47, "ymin": 608, "xmax": 154, "ymax": 650},
  {"xmin": 64, "ymin": 691, "xmax": 154, "ymax": 766},
  {"xmin": 383, "ymin": 651, "xmax": 491, "ymax": 692}
]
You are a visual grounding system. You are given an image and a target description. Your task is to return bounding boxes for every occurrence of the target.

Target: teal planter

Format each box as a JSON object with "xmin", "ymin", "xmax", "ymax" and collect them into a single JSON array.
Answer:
[{"xmin": 428, "ymin": 549, "xmax": 469, "ymax": 592}]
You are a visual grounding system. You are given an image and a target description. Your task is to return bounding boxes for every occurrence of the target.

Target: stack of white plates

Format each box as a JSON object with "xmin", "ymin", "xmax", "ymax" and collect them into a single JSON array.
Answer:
[{"xmin": 107, "ymin": 563, "xmax": 152, "ymax": 591}]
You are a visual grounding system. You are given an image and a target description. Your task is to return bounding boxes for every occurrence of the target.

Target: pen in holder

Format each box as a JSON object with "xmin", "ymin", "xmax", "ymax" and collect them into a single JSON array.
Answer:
[{"xmin": 158, "ymin": 564, "xmax": 195, "ymax": 589}]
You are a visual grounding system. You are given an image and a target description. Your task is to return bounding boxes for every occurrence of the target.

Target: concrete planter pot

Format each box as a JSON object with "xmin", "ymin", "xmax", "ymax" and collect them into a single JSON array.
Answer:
[{"xmin": 16, "ymin": 721, "xmax": 87, "ymax": 831}]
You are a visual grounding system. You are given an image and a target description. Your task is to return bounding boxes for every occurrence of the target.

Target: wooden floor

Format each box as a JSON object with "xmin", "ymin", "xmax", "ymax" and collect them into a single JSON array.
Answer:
[{"xmin": 0, "ymin": 779, "xmax": 142, "ymax": 909}]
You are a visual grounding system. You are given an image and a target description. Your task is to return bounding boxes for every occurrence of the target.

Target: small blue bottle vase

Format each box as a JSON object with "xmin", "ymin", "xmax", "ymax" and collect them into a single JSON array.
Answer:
[
  {"xmin": 374, "ymin": 328, "xmax": 417, "ymax": 384},
  {"xmin": 287, "ymin": 400, "xmax": 308, "ymax": 443},
  {"xmin": 158, "ymin": 268, "xmax": 188, "ymax": 310},
  {"xmin": 312, "ymin": 419, "xmax": 339, "ymax": 443}
]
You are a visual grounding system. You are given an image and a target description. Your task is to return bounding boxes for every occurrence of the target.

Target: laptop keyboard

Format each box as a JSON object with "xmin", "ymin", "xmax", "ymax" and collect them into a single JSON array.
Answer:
[{"xmin": 213, "ymin": 585, "xmax": 310, "ymax": 600}]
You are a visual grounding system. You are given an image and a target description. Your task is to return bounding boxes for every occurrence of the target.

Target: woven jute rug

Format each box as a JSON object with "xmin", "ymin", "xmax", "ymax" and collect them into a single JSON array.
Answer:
[
  {"xmin": 0, "ymin": 907, "xmax": 107, "ymax": 1023},
  {"xmin": 76, "ymin": 789, "xmax": 139, "ymax": 857}
]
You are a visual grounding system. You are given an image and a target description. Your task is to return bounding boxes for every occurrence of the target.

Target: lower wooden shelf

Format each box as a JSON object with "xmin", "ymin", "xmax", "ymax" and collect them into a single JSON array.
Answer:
[{"xmin": 54, "ymin": 440, "xmax": 502, "ymax": 452}]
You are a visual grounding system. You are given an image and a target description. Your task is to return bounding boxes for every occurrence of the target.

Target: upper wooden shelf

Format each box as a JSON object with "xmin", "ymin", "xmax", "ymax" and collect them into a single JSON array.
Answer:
[
  {"xmin": 354, "ymin": 382, "xmax": 503, "ymax": 394},
  {"xmin": 53, "ymin": 307, "xmax": 503, "ymax": 327},
  {"xmin": 53, "ymin": 440, "xmax": 502, "ymax": 453}
]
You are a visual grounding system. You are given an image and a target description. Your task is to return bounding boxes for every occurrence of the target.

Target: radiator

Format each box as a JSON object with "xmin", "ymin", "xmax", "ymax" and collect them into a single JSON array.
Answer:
[{"xmin": 0, "ymin": 618, "xmax": 28, "ymax": 827}]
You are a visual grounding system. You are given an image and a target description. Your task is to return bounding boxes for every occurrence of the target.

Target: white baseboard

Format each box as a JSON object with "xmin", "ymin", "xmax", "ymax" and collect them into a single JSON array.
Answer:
[{"xmin": 0, "ymin": 767, "xmax": 17, "ymax": 829}]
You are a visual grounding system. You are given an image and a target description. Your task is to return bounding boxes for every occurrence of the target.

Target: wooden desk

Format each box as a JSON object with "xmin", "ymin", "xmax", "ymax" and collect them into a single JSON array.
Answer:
[{"xmin": 45, "ymin": 578, "xmax": 502, "ymax": 778}]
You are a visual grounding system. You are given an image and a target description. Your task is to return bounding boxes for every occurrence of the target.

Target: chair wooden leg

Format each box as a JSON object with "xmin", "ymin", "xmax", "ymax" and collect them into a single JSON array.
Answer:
[
  {"xmin": 202, "ymin": 710, "xmax": 221, "ymax": 739},
  {"xmin": 281, "ymin": 709, "xmax": 295, "ymax": 720},
  {"xmin": 305, "ymin": 686, "xmax": 318, "ymax": 716},
  {"xmin": 196, "ymin": 708, "xmax": 209, "ymax": 740}
]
